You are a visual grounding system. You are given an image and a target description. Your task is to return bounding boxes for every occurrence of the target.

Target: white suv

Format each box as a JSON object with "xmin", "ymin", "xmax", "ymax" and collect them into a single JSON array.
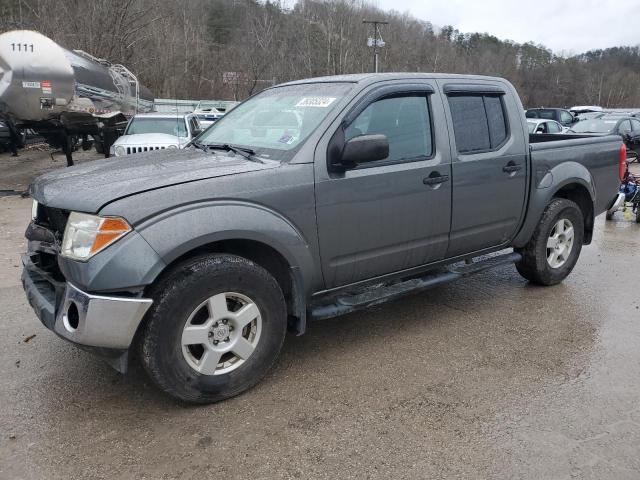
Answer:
[{"xmin": 110, "ymin": 113, "xmax": 202, "ymax": 157}]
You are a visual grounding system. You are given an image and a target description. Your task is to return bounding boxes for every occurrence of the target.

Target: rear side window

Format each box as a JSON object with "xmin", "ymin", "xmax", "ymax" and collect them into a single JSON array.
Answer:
[
  {"xmin": 484, "ymin": 96, "xmax": 507, "ymax": 146},
  {"xmin": 448, "ymin": 94, "xmax": 508, "ymax": 154}
]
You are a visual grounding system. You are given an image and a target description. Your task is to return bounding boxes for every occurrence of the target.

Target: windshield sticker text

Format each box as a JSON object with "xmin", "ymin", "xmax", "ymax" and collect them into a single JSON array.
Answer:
[{"xmin": 295, "ymin": 97, "xmax": 336, "ymax": 108}]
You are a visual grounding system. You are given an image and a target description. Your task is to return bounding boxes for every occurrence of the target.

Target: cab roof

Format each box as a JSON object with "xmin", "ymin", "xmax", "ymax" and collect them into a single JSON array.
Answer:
[{"xmin": 279, "ymin": 72, "xmax": 507, "ymax": 87}]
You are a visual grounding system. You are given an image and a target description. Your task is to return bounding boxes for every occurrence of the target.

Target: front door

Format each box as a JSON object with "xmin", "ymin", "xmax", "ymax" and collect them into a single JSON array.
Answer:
[{"xmin": 314, "ymin": 84, "xmax": 452, "ymax": 289}]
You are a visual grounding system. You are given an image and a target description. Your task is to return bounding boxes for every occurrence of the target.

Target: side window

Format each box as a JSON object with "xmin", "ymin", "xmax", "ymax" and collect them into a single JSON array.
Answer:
[
  {"xmin": 448, "ymin": 94, "xmax": 508, "ymax": 153},
  {"xmin": 560, "ymin": 111, "xmax": 573, "ymax": 125},
  {"xmin": 631, "ymin": 119, "xmax": 640, "ymax": 132},
  {"xmin": 484, "ymin": 95, "xmax": 508, "ymax": 146},
  {"xmin": 618, "ymin": 120, "xmax": 632, "ymax": 134},
  {"xmin": 548, "ymin": 121, "xmax": 562, "ymax": 133},
  {"xmin": 345, "ymin": 95, "xmax": 433, "ymax": 162}
]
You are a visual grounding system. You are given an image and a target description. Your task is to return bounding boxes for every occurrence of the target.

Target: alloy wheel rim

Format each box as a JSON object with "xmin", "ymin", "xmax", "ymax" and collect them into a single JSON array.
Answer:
[
  {"xmin": 181, "ymin": 292, "xmax": 262, "ymax": 375},
  {"xmin": 546, "ymin": 218, "xmax": 575, "ymax": 269}
]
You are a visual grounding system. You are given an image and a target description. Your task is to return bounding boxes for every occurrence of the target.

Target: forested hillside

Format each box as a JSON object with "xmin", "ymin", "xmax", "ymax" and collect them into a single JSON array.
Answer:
[{"xmin": 2, "ymin": 0, "xmax": 639, "ymax": 107}]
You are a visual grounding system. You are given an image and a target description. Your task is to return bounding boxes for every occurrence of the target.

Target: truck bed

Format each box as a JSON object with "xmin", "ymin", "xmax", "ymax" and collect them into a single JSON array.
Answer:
[{"xmin": 529, "ymin": 133, "xmax": 622, "ymax": 216}]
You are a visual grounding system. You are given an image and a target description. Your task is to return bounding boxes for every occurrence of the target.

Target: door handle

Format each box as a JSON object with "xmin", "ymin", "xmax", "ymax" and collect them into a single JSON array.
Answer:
[
  {"xmin": 502, "ymin": 162, "xmax": 522, "ymax": 173},
  {"xmin": 423, "ymin": 173, "xmax": 450, "ymax": 185}
]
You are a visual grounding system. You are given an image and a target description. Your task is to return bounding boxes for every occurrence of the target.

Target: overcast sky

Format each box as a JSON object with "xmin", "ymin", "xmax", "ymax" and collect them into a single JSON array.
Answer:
[{"xmin": 371, "ymin": 0, "xmax": 640, "ymax": 54}]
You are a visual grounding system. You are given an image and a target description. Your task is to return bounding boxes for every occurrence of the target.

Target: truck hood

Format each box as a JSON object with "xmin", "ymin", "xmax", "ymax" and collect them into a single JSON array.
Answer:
[
  {"xmin": 30, "ymin": 148, "xmax": 277, "ymax": 212},
  {"xmin": 114, "ymin": 133, "xmax": 185, "ymax": 146}
]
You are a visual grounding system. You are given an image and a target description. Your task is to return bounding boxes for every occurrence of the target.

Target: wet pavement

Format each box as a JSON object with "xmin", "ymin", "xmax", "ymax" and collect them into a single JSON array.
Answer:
[{"xmin": 0, "ymin": 152, "xmax": 639, "ymax": 479}]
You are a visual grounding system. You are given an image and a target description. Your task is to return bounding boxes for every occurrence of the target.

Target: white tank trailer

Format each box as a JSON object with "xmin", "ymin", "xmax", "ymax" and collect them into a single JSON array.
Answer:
[{"xmin": 0, "ymin": 30, "xmax": 154, "ymax": 164}]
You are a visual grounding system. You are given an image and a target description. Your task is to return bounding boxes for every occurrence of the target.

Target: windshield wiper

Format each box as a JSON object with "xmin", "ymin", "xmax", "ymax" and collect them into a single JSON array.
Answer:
[
  {"xmin": 190, "ymin": 140, "xmax": 209, "ymax": 153},
  {"xmin": 206, "ymin": 143, "xmax": 264, "ymax": 164}
]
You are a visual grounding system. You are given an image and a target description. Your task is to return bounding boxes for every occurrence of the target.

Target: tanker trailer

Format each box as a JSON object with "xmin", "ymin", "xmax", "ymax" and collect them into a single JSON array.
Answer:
[{"xmin": 0, "ymin": 30, "xmax": 154, "ymax": 165}]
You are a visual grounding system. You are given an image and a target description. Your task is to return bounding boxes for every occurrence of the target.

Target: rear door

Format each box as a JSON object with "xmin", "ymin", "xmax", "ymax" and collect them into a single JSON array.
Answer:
[
  {"xmin": 440, "ymin": 82, "xmax": 528, "ymax": 257},
  {"xmin": 314, "ymin": 82, "xmax": 452, "ymax": 288}
]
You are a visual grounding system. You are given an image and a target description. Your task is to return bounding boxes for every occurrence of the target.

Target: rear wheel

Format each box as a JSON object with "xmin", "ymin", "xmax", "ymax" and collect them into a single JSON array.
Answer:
[
  {"xmin": 516, "ymin": 198, "xmax": 584, "ymax": 286},
  {"xmin": 139, "ymin": 254, "xmax": 287, "ymax": 404}
]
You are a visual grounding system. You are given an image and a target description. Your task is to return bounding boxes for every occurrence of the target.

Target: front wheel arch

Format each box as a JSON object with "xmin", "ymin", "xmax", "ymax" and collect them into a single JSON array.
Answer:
[{"xmin": 138, "ymin": 238, "xmax": 307, "ymax": 340}]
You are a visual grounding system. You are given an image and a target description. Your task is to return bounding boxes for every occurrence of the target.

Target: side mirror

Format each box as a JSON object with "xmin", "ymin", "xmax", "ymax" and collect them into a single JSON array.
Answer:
[
  {"xmin": 192, "ymin": 128, "xmax": 203, "ymax": 137},
  {"xmin": 339, "ymin": 134, "xmax": 389, "ymax": 167}
]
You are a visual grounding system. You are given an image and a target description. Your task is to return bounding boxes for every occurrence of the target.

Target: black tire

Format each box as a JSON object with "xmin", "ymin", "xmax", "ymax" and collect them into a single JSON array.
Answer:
[
  {"xmin": 515, "ymin": 198, "xmax": 584, "ymax": 286},
  {"xmin": 636, "ymin": 208, "xmax": 640, "ymax": 224},
  {"xmin": 139, "ymin": 254, "xmax": 287, "ymax": 404},
  {"xmin": 606, "ymin": 210, "xmax": 614, "ymax": 221}
]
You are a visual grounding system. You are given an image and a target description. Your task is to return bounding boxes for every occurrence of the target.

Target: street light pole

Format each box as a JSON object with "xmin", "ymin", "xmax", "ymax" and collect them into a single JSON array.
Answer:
[{"xmin": 363, "ymin": 19, "xmax": 388, "ymax": 73}]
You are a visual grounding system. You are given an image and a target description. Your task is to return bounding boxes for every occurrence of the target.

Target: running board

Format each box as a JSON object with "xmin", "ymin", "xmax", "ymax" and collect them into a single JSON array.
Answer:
[{"xmin": 310, "ymin": 251, "xmax": 522, "ymax": 321}]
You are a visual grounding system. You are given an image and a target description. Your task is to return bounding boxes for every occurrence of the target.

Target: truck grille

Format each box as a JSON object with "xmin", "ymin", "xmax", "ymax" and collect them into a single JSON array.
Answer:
[
  {"xmin": 36, "ymin": 205, "xmax": 70, "ymax": 237},
  {"xmin": 126, "ymin": 146, "xmax": 168, "ymax": 154},
  {"xmin": 29, "ymin": 205, "xmax": 69, "ymax": 282}
]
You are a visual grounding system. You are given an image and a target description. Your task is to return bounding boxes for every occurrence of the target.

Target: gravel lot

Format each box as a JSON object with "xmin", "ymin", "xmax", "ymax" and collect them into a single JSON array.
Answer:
[{"xmin": 1, "ymin": 150, "xmax": 639, "ymax": 479}]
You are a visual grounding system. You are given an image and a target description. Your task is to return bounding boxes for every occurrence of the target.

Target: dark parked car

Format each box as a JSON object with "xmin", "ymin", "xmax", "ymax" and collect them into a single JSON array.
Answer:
[
  {"xmin": 571, "ymin": 115, "xmax": 640, "ymax": 155},
  {"xmin": 23, "ymin": 73, "xmax": 622, "ymax": 403},
  {"xmin": 0, "ymin": 120, "xmax": 9, "ymax": 151},
  {"xmin": 526, "ymin": 107, "xmax": 577, "ymax": 127},
  {"xmin": 0, "ymin": 119, "xmax": 28, "ymax": 153}
]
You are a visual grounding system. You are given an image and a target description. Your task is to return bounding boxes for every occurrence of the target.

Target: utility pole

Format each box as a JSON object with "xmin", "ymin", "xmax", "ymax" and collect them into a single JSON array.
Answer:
[{"xmin": 363, "ymin": 19, "xmax": 388, "ymax": 73}]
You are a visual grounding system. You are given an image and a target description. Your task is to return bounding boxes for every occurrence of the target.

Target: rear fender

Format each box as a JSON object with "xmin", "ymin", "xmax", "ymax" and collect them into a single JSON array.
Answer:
[{"xmin": 512, "ymin": 161, "xmax": 595, "ymax": 247}]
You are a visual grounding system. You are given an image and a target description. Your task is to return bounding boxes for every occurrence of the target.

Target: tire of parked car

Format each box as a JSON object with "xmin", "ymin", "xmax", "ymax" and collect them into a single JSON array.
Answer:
[
  {"xmin": 515, "ymin": 198, "xmax": 584, "ymax": 286},
  {"xmin": 138, "ymin": 253, "xmax": 288, "ymax": 404}
]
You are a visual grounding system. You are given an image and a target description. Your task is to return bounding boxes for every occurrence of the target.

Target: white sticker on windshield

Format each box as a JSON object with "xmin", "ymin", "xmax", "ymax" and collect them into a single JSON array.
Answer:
[{"xmin": 296, "ymin": 97, "xmax": 336, "ymax": 108}]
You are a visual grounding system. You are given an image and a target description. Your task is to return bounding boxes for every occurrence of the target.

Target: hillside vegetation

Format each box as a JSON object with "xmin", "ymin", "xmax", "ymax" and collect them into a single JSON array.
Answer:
[{"xmin": 2, "ymin": 0, "xmax": 639, "ymax": 107}]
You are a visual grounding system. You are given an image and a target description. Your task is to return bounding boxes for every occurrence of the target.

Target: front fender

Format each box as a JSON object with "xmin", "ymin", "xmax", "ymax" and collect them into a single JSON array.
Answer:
[
  {"xmin": 136, "ymin": 200, "xmax": 320, "ymax": 294},
  {"xmin": 512, "ymin": 161, "xmax": 595, "ymax": 248}
]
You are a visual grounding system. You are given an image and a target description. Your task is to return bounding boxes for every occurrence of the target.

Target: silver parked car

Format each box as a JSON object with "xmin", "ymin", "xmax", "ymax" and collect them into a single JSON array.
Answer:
[{"xmin": 527, "ymin": 119, "xmax": 568, "ymax": 134}]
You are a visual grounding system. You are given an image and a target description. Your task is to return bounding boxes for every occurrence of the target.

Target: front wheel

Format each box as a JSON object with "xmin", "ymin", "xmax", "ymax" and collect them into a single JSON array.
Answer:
[
  {"xmin": 516, "ymin": 198, "xmax": 584, "ymax": 286},
  {"xmin": 139, "ymin": 254, "xmax": 287, "ymax": 404}
]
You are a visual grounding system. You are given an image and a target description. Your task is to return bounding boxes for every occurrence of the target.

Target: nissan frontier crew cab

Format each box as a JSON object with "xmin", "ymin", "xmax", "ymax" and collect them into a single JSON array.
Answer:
[{"xmin": 22, "ymin": 73, "xmax": 623, "ymax": 403}]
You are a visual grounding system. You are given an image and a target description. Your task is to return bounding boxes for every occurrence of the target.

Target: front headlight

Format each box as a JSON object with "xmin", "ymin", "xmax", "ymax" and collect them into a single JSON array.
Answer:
[
  {"xmin": 114, "ymin": 145, "xmax": 126, "ymax": 156},
  {"xmin": 61, "ymin": 212, "xmax": 132, "ymax": 261},
  {"xmin": 167, "ymin": 145, "xmax": 178, "ymax": 150},
  {"xmin": 31, "ymin": 199, "xmax": 38, "ymax": 221}
]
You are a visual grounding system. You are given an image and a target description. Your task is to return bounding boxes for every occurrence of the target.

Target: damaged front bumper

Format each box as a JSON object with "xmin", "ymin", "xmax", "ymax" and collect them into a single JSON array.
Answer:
[{"xmin": 21, "ymin": 255, "xmax": 152, "ymax": 372}]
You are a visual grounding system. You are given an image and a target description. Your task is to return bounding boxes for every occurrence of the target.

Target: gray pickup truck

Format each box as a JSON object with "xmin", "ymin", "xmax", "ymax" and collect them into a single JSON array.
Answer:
[{"xmin": 22, "ymin": 73, "xmax": 623, "ymax": 403}]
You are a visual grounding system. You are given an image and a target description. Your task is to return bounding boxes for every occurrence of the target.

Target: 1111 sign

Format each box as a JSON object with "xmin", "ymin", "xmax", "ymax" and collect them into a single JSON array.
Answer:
[{"xmin": 11, "ymin": 43, "xmax": 34, "ymax": 52}]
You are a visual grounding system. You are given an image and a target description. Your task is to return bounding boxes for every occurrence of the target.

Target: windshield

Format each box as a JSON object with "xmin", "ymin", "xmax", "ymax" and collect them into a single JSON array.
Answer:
[
  {"xmin": 125, "ymin": 117, "xmax": 188, "ymax": 137},
  {"xmin": 197, "ymin": 83, "xmax": 353, "ymax": 161},
  {"xmin": 571, "ymin": 119, "xmax": 617, "ymax": 133},
  {"xmin": 527, "ymin": 121, "xmax": 537, "ymax": 133}
]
